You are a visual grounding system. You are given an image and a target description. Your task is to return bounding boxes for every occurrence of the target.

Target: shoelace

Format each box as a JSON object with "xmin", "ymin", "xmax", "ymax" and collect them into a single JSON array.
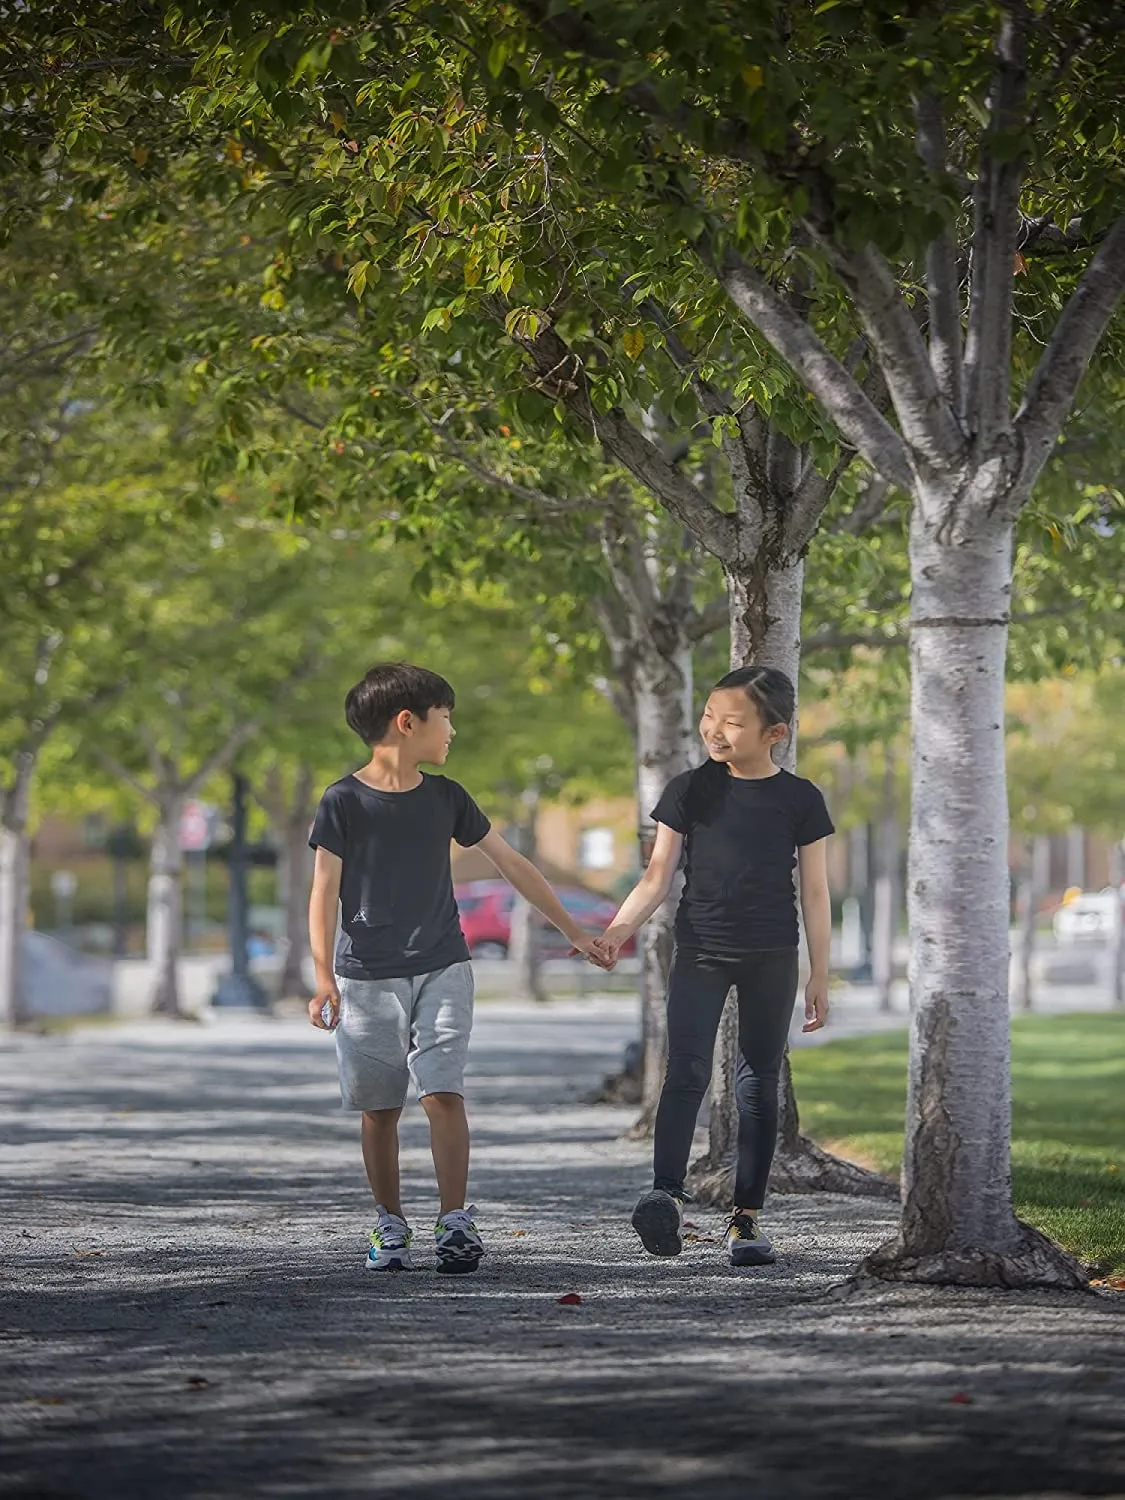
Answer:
[
  {"xmin": 438, "ymin": 1204, "xmax": 478, "ymax": 1234},
  {"xmin": 374, "ymin": 1209, "xmax": 410, "ymax": 1247}
]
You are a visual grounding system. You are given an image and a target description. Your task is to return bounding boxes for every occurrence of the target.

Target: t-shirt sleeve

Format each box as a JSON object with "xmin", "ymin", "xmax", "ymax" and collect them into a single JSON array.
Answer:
[
  {"xmin": 796, "ymin": 783, "xmax": 835, "ymax": 846},
  {"xmin": 308, "ymin": 787, "xmax": 347, "ymax": 859},
  {"xmin": 450, "ymin": 781, "xmax": 491, "ymax": 848},
  {"xmin": 651, "ymin": 773, "xmax": 690, "ymax": 834}
]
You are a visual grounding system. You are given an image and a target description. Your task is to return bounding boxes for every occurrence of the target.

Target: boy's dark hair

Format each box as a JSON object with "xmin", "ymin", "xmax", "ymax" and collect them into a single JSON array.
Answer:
[
  {"xmin": 712, "ymin": 664, "xmax": 796, "ymax": 728},
  {"xmin": 344, "ymin": 663, "xmax": 456, "ymax": 746}
]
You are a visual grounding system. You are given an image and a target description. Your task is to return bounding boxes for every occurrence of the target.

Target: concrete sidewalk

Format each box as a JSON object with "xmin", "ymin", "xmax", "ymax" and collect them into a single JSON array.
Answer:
[{"xmin": 0, "ymin": 1001, "xmax": 1122, "ymax": 1500}]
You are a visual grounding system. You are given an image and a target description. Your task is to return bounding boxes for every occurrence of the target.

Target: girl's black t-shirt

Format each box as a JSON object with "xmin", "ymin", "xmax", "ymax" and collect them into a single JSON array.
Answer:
[{"xmin": 652, "ymin": 765, "xmax": 834, "ymax": 955}]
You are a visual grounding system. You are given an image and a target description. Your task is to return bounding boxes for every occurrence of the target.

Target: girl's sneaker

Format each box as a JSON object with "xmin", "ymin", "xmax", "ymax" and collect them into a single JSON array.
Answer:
[
  {"xmin": 631, "ymin": 1188, "xmax": 685, "ymax": 1257},
  {"xmin": 367, "ymin": 1207, "xmax": 414, "ymax": 1271},
  {"xmin": 725, "ymin": 1211, "xmax": 776, "ymax": 1266},
  {"xmin": 434, "ymin": 1205, "xmax": 484, "ymax": 1275}
]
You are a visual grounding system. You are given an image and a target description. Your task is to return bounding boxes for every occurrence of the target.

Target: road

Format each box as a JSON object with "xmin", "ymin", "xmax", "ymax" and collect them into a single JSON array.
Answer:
[{"xmin": 1, "ymin": 1000, "xmax": 1122, "ymax": 1499}]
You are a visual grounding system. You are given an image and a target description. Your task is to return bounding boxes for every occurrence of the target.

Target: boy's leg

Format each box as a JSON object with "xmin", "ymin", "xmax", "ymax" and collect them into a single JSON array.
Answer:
[
  {"xmin": 419, "ymin": 1092, "xmax": 469, "ymax": 1214},
  {"xmin": 335, "ymin": 976, "xmax": 411, "ymax": 1237},
  {"xmin": 409, "ymin": 962, "xmax": 482, "ymax": 1274},
  {"xmin": 361, "ymin": 1107, "xmax": 404, "ymax": 1216},
  {"xmin": 650, "ymin": 951, "xmax": 736, "ymax": 1197}
]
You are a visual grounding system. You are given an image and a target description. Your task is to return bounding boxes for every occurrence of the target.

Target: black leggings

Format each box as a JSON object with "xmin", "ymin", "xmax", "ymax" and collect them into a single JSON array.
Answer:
[{"xmin": 652, "ymin": 947, "xmax": 799, "ymax": 1210}]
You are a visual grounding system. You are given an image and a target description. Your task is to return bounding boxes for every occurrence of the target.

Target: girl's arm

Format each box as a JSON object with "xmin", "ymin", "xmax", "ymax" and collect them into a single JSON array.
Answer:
[
  {"xmin": 595, "ymin": 823, "xmax": 685, "ymax": 961},
  {"xmin": 798, "ymin": 837, "xmax": 831, "ymax": 1032}
]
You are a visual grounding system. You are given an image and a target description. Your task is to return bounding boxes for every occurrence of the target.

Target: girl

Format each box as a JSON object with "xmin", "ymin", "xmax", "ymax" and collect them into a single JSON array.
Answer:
[{"xmin": 595, "ymin": 665, "xmax": 834, "ymax": 1267}]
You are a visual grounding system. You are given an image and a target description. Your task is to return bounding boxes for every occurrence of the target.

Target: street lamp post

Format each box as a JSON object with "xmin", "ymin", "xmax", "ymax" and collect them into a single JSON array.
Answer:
[{"xmin": 211, "ymin": 771, "xmax": 270, "ymax": 1012}]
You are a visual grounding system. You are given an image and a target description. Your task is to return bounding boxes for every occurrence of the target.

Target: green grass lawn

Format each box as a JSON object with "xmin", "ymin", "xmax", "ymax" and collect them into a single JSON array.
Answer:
[{"xmin": 790, "ymin": 1012, "xmax": 1125, "ymax": 1274}]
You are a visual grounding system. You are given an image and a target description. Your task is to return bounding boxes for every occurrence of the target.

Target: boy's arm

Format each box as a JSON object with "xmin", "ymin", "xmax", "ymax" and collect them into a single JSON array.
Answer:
[
  {"xmin": 475, "ymin": 829, "xmax": 613, "ymax": 969},
  {"xmin": 797, "ymin": 838, "xmax": 831, "ymax": 1033},
  {"xmin": 308, "ymin": 846, "xmax": 343, "ymax": 1028},
  {"xmin": 593, "ymin": 823, "xmax": 684, "ymax": 960}
]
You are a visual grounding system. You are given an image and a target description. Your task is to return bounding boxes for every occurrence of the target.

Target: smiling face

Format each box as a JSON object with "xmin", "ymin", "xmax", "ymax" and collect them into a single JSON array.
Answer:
[
  {"xmin": 699, "ymin": 687, "xmax": 787, "ymax": 767},
  {"xmin": 398, "ymin": 704, "xmax": 455, "ymax": 765}
]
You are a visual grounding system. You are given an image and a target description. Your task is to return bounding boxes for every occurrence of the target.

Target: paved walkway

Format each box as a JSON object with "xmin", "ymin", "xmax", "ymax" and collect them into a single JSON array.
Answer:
[{"xmin": 1, "ymin": 1001, "xmax": 1122, "ymax": 1499}]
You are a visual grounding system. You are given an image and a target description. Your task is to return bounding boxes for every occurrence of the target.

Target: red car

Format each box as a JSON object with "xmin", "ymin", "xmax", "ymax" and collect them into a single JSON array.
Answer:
[{"xmin": 454, "ymin": 879, "xmax": 636, "ymax": 959}]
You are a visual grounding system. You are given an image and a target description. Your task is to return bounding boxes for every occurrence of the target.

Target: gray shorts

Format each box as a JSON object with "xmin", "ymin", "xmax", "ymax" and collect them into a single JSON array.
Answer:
[{"xmin": 334, "ymin": 961, "xmax": 475, "ymax": 1111}]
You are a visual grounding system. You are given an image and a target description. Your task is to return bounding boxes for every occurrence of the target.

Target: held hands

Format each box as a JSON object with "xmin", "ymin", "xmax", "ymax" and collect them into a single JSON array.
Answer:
[
  {"xmin": 590, "ymin": 926, "xmax": 630, "ymax": 968},
  {"xmin": 308, "ymin": 981, "xmax": 340, "ymax": 1031},
  {"xmin": 802, "ymin": 975, "xmax": 830, "ymax": 1033},
  {"xmin": 570, "ymin": 931, "xmax": 618, "ymax": 970}
]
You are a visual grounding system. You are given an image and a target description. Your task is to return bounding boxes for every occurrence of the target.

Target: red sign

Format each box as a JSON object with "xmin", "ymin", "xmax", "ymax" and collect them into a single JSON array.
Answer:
[{"xmin": 178, "ymin": 801, "xmax": 211, "ymax": 852}]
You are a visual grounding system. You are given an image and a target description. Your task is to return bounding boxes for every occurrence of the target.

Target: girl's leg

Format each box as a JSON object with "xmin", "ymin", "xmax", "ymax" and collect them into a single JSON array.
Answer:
[
  {"xmin": 732, "ymin": 949, "xmax": 800, "ymax": 1210},
  {"xmin": 651, "ymin": 951, "xmax": 736, "ymax": 1197}
]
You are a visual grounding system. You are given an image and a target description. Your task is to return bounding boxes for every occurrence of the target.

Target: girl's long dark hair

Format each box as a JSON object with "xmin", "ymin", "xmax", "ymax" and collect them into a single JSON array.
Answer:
[{"xmin": 683, "ymin": 666, "xmax": 796, "ymax": 825}]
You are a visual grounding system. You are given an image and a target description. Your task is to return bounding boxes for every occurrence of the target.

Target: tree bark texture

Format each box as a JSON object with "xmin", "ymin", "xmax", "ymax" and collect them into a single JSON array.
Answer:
[
  {"xmin": 629, "ymin": 641, "xmax": 694, "ymax": 1136},
  {"xmin": 147, "ymin": 797, "xmax": 186, "ymax": 1017},
  {"xmin": 274, "ymin": 767, "xmax": 316, "ymax": 999},
  {"xmin": 508, "ymin": 791, "xmax": 546, "ymax": 1004},
  {"xmin": 872, "ymin": 749, "xmax": 901, "ymax": 1013},
  {"xmin": 0, "ymin": 752, "xmax": 36, "ymax": 1030},
  {"xmin": 1012, "ymin": 833, "xmax": 1049, "ymax": 1013},
  {"xmin": 863, "ymin": 514, "xmax": 1084, "ymax": 1288}
]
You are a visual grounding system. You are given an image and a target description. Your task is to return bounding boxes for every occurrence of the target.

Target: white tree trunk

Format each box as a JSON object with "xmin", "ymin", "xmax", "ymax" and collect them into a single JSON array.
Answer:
[
  {"xmin": 508, "ymin": 791, "xmax": 546, "ymax": 1003},
  {"xmin": 872, "ymin": 749, "xmax": 901, "ymax": 1013},
  {"xmin": 275, "ymin": 767, "xmax": 315, "ymax": 999},
  {"xmin": 147, "ymin": 797, "xmax": 185, "ymax": 1016},
  {"xmin": 0, "ymin": 752, "xmax": 36, "ymax": 1030},
  {"xmin": 630, "ymin": 641, "xmax": 695, "ymax": 1136},
  {"xmin": 865, "ymin": 512, "xmax": 1083, "ymax": 1287},
  {"xmin": 1013, "ymin": 833, "xmax": 1049, "ymax": 1012},
  {"xmin": 1109, "ymin": 841, "xmax": 1124, "ymax": 1010}
]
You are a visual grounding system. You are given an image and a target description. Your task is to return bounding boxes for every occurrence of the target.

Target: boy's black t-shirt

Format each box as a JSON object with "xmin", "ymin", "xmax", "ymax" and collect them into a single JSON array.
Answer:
[
  {"xmin": 309, "ymin": 773, "xmax": 491, "ymax": 980},
  {"xmin": 652, "ymin": 765, "xmax": 834, "ymax": 955}
]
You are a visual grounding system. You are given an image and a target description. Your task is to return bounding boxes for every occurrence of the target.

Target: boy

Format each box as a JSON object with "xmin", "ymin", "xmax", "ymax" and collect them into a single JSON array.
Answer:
[{"xmin": 307, "ymin": 661, "xmax": 611, "ymax": 1276}]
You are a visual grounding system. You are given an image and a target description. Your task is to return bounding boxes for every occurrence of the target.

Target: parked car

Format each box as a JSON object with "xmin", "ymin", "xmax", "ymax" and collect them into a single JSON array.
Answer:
[
  {"xmin": 17, "ymin": 931, "xmax": 113, "ymax": 1017},
  {"xmin": 454, "ymin": 879, "xmax": 636, "ymax": 959},
  {"xmin": 1053, "ymin": 888, "xmax": 1122, "ymax": 944}
]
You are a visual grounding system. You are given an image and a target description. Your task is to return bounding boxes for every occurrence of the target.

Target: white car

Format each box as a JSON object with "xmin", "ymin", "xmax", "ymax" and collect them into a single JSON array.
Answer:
[{"xmin": 1053, "ymin": 890, "xmax": 1122, "ymax": 944}]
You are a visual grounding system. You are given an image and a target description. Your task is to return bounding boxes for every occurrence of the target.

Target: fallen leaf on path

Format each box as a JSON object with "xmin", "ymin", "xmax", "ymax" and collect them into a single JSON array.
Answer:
[
  {"xmin": 1091, "ymin": 1275, "xmax": 1125, "ymax": 1290},
  {"xmin": 683, "ymin": 1232, "xmax": 716, "ymax": 1245},
  {"xmin": 186, "ymin": 1376, "xmax": 210, "ymax": 1390},
  {"xmin": 950, "ymin": 1392, "xmax": 972, "ymax": 1405},
  {"xmin": 27, "ymin": 1396, "xmax": 68, "ymax": 1406},
  {"xmin": 556, "ymin": 1292, "xmax": 582, "ymax": 1306},
  {"xmin": 73, "ymin": 1249, "xmax": 105, "ymax": 1258},
  {"xmin": 510, "ymin": 1230, "xmax": 528, "ymax": 1238}
]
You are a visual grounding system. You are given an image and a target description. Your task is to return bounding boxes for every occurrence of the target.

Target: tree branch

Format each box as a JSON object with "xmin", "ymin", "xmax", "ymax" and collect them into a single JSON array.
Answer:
[
  {"xmin": 832, "ymin": 475, "xmax": 893, "ymax": 534},
  {"xmin": 784, "ymin": 451, "xmax": 855, "ymax": 552},
  {"xmin": 496, "ymin": 306, "xmax": 740, "ymax": 560},
  {"xmin": 686, "ymin": 597, "xmax": 729, "ymax": 643},
  {"xmin": 914, "ymin": 92, "xmax": 965, "ymax": 412},
  {"xmin": 814, "ymin": 239, "xmax": 964, "ymax": 469},
  {"xmin": 711, "ymin": 250, "xmax": 914, "ymax": 493},
  {"xmin": 1013, "ymin": 213, "xmax": 1125, "ymax": 505},
  {"xmin": 962, "ymin": 10, "xmax": 1030, "ymax": 442}
]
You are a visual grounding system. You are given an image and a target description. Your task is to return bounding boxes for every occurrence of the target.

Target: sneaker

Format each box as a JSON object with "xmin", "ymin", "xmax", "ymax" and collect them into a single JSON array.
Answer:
[
  {"xmin": 725, "ymin": 1211, "xmax": 775, "ymax": 1267},
  {"xmin": 366, "ymin": 1207, "xmax": 414, "ymax": 1271},
  {"xmin": 631, "ymin": 1188, "xmax": 685, "ymax": 1257},
  {"xmin": 434, "ymin": 1205, "xmax": 484, "ymax": 1276}
]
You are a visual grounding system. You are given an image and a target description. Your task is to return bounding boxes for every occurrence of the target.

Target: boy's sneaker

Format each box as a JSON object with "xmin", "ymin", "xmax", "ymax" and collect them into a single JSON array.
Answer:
[
  {"xmin": 725, "ymin": 1211, "xmax": 775, "ymax": 1267},
  {"xmin": 434, "ymin": 1205, "xmax": 484, "ymax": 1275},
  {"xmin": 631, "ymin": 1188, "xmax": 686, "ymax": 1257},
  {"xmin": 366, "ymin": 1207, "xmax": 414, "ymax": 1271}
]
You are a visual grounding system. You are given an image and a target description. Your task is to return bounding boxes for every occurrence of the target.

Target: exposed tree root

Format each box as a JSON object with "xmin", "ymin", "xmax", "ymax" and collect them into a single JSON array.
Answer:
[
  {"xmin": 861, "ymin": 1219, "xmax": 1089, "ymax": 1290},
  {"xmin": 686, "ymin": 1135, "xmax": 898, "ymax": 1208}
]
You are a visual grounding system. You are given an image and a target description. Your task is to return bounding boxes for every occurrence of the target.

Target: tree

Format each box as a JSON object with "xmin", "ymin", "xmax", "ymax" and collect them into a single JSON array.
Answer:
[{"xmin": 468, "ymin": 1, "xmax": 1125, "ymax": 1287}]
